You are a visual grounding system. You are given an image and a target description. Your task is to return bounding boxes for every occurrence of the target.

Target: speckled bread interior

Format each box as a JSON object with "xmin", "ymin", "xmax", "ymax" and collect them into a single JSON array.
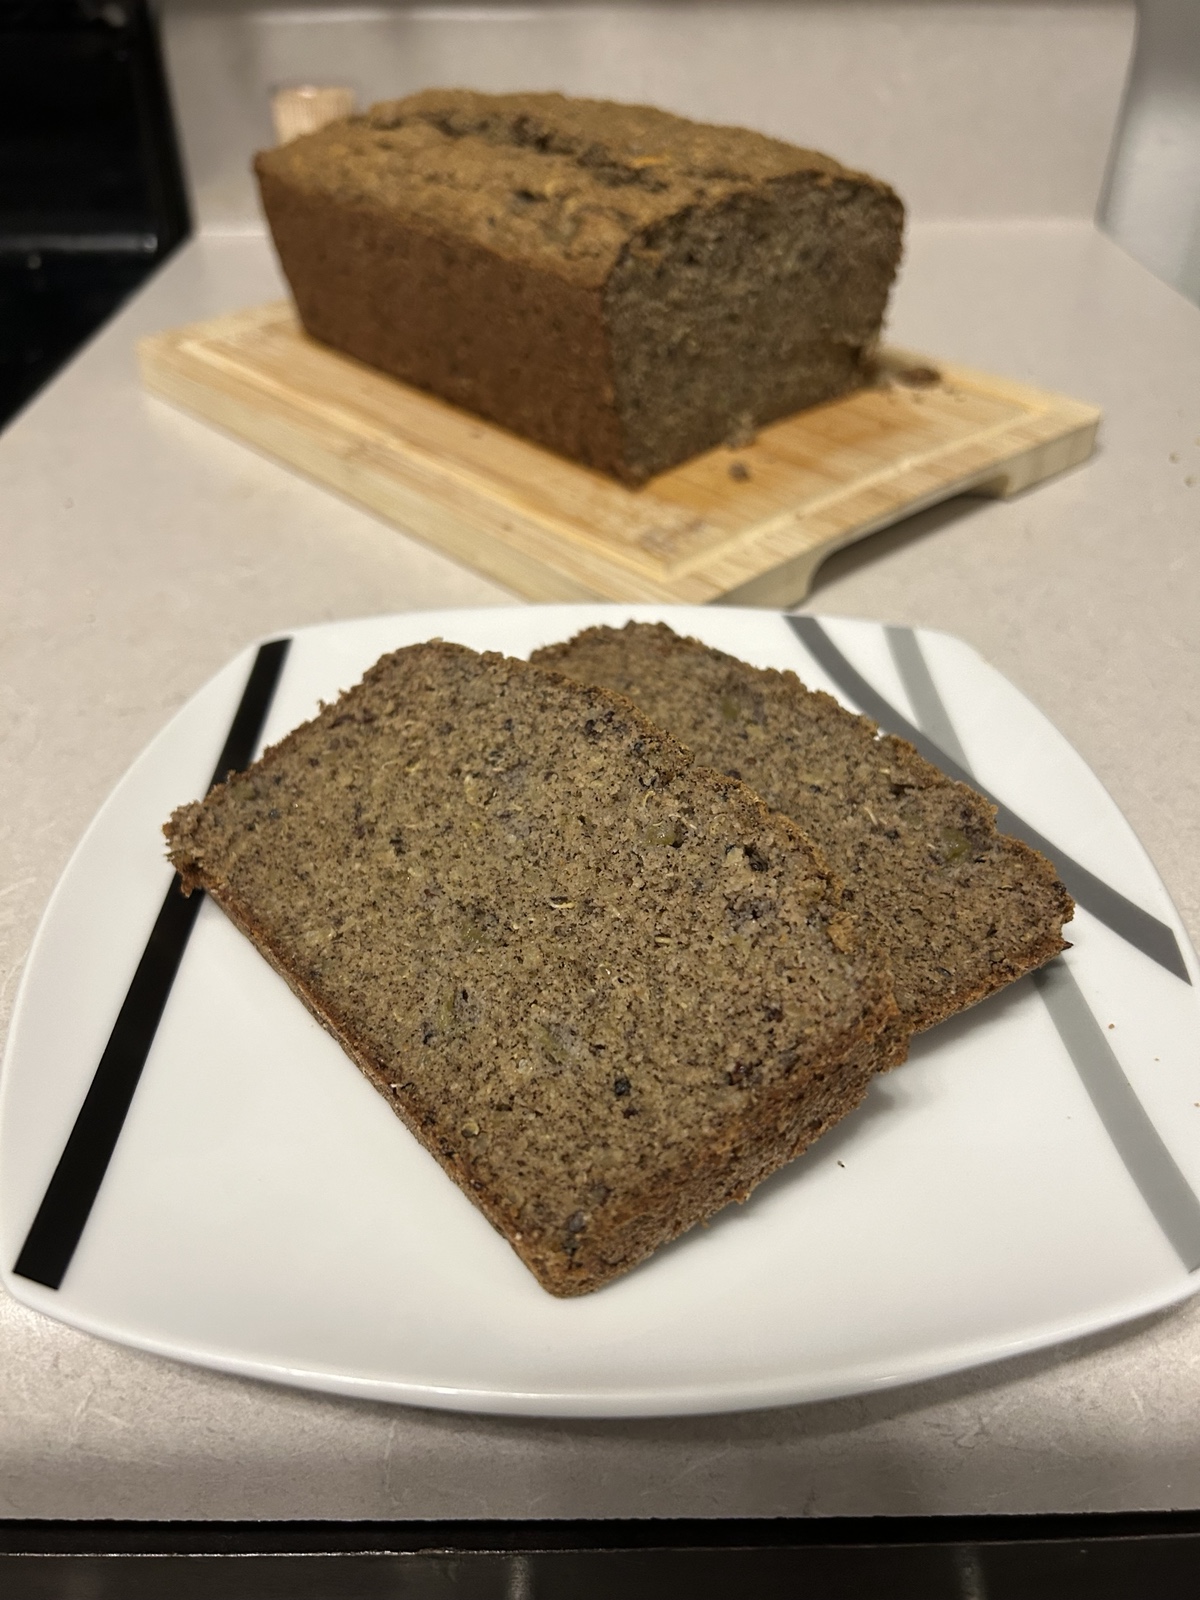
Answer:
[
  {"xmin": 254, "ymin": 88, "xmax": 905, "ymax": 484},
  {"xmin": 165, "ymin": 642, "xmax": 897, "ymax": 1296},
  {"xmin": 532, "ymin": 622, "xmax": 1074, "ymax": 1035}
]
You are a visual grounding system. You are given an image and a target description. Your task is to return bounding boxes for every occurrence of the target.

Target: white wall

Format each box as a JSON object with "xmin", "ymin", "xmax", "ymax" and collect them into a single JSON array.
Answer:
[
  {"xmin": 159, "ymin": 1, "xmax": 1137, "ymax": 230},
  {"xmin": 1101, "ymin": 0, "xmax": 1200, "ymax": 305}
]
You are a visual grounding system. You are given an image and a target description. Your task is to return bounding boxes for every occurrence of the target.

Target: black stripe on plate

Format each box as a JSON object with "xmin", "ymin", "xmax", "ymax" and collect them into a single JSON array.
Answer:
[
  {"xmin": 13, "ymin": 637, "xmax": 292, "ymax": 1291},
  {"xmin": 786, "ymin": 614, "xmax": 1190, "ymax": 985}
]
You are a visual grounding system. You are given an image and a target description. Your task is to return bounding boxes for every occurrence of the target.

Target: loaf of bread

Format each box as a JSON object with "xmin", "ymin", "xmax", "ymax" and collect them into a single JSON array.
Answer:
[
  {"xmin": 165, "ymin": 642, "xmax": 897, "ymax": 1296},
  {"xmin": 254, "ymin": 89, "xmax": 905, "ymax": 484},
  {"xmin": 532, "ymin": 623, "xmax": 1074, "ymax": 1035}
]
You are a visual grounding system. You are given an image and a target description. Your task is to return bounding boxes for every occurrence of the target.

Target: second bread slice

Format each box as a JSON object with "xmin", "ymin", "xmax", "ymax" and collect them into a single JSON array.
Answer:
[{"xmin": 532, "ymin": 622, "xmax": 1073, "ymax": 1037}]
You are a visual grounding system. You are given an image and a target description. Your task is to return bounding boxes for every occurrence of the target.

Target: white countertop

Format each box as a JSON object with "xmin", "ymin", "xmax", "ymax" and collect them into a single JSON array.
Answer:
[{"xmin": 1, "ymin": 218, "xmax": 1199, "ymax": 1518}]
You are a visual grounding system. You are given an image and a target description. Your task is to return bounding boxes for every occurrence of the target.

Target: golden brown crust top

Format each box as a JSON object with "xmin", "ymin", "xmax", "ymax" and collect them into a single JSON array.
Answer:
[{"xmin": 254, "ymin": 88, "xmax": 900, "ymax": 287}]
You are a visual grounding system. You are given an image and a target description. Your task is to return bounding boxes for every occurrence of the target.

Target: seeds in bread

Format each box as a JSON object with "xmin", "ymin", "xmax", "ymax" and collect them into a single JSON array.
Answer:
[
  {"xmin": 531, "ymin": 622, "xmax": 1073, "ymax": 1036},
  {"xmin": 164, "ymin": 641, "xmax": 896, "ymax": 1296}
]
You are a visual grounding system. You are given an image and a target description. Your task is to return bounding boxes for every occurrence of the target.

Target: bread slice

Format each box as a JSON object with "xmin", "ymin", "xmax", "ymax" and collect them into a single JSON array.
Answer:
[
  {"xmin": 531, "ymin": 622, "xmax": 1073, "ymax": 1036},
  {"xmin": 165, "ymin": 642, "xmax": 896, "ymax": 1296}
]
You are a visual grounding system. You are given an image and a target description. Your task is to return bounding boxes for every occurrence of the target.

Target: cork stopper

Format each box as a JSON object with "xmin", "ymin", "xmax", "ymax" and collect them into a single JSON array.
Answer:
[{"xmin": 270, "ymin": 85, "xmax": 357, "ymax": 145}]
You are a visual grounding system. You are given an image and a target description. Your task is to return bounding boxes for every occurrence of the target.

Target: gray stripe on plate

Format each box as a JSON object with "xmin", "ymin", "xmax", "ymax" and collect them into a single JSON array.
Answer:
[
  {"xmin": 885, "ymin": 624, "xmax": 970, "ymax": 770},
  {"xmin": 887, "ymin": 623, "xmax": 1200, "ymax": 1272},
  {"xmin": 1032, "ymin": 964, "xmax": 1200, "ymax": 1270},
  {"xmin": 785, "ymin": 613, "xmax": 1190, "ymax": 984}
]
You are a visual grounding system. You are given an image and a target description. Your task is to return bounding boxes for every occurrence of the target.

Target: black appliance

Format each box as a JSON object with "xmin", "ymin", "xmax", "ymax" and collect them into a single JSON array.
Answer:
[{"xmin": 0, "ymin": 0, "xmax": 189, "ymax": 428}]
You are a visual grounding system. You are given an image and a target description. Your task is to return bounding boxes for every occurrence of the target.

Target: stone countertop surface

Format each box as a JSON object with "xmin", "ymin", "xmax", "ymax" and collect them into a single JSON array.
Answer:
[{"xmin": 1, "ymin": 219, "xmax": 1198, "ymax": 1518}]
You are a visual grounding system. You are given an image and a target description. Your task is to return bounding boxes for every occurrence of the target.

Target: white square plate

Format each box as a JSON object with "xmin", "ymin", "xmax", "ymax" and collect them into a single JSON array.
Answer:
[{"xmin": 2, "ymin": 605, "xmax": 1198, "ymax": 1417}]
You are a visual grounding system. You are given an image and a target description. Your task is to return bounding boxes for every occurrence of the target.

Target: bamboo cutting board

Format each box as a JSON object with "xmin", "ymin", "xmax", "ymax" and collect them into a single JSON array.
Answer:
[{"xmin": 139, "ymin": 302, "xmax": 1099, "ymax": 605}]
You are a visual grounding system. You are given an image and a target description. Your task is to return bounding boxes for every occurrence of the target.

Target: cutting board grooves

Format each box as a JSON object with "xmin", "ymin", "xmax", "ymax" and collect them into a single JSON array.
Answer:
[{"xmin": 139, "ymin": 302, "xmax": 1100, "ymax": 605}]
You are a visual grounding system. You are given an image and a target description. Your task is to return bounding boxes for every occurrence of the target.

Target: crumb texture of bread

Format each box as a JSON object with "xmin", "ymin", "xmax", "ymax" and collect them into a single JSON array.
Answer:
[
  {"xmin": 532, "ymin": 623, "xmax": 1074, "ymax": 1035},
  {"xmin": 165, "ymin": 642, "xmax": 895, "ymax": 1296},
  {"xmin": 254, "ymin": 88, "xmax": 904, "ymax": 483}
]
